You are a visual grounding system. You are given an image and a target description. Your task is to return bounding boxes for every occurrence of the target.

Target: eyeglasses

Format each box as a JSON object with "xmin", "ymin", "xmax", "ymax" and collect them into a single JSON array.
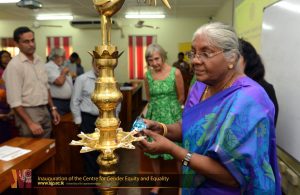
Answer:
[{"xmin": 187, "ymin": 50, "xmax": 223, "ymax": 61}]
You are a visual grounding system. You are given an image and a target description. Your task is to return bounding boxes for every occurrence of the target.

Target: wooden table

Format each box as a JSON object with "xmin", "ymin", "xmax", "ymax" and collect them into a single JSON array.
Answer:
[
  {"xmin": 0, "ymin": 137, "xmax": 56, "ymax": 194},
  {"xmin": 119, "ymin": 81, "xmax": 144, "ymax": 131},
  {"xmin": 51, "ymin": 113, "xmax": 84, "ymax": 175}
]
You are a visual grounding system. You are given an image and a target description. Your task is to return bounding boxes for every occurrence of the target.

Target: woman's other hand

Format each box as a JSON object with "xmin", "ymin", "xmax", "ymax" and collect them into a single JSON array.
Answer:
[
  {"xmin": 143, "ymin": 119, "xmax": 163, "ymax": 135},
  {"xmin": 139, "ymin": 129, "xmax": 174, "ymax": 154}
]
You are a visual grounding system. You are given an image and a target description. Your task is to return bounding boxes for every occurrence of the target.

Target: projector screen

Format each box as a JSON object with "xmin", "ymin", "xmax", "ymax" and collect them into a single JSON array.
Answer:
[{"xmin": 261, "ymin": 0, "xmax": 300, "ymax": 161}]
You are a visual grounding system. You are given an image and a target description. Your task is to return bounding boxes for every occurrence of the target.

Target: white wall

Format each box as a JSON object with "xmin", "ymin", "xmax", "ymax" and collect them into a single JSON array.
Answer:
[
  {"xmin": 0, "ymin": 18, "xmax": 206, "ymax": 82},
  {"xmin": 115, "ymin": 17, "xmax": 210, "ymax": 82},
  {"xmin": 0, "ymin": 2, "xmax": 233, "ymax": 83},
  {"xmin": 214, "ymin": 0, "xmax": 234, "ymax": 25}
]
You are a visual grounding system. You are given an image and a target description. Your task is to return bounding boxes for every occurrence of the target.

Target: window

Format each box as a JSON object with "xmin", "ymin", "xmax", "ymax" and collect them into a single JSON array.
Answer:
[
  {"xmin": 128, "ymin": 35, "xmax": 156, "ymax": 80},
  {"xmin": 0, "ymin": 37, "xmax": 19, "ymax": 57},
  {"xmin": 46, "ymin": 36, "xmax": 72, "ymax": 59}
]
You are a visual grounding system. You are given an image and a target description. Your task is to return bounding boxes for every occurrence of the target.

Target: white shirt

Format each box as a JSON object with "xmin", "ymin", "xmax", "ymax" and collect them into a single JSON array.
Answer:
[
  {"xmin": 70, "ymin": 70, "xmax": 99, "ymax": 124},
  {"xmin": 3, "ymin": 52, "xmax": 49, "ymax": 107},
  {"xmin": 70, "ymin": 70, "xmax": 121, "ymax": 124},
  {"xmin": 45, "ymin": 60, "xmax": 73, "ymax": 99}
]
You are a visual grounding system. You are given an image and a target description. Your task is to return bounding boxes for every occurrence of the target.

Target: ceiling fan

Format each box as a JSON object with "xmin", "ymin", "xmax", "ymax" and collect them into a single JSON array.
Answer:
[
  {"xmin": 32, "ymin": 21, "xmax": 63, "ymax": 29},
  {"xmin": 135, "ymin": 20, "xmax": 160, "ymax": 29},
  {"xmin": 17, "ymin": 0, "xmax": 43, "ymax": 9}
]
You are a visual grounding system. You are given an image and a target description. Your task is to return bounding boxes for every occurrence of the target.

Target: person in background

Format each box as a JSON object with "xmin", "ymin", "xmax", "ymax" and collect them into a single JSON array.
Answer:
[
  {"xmin": 0, "ymin": 50, "xmax": 11, "ymax": 73},
  {"xmin": 46, "ymin": 55, "xmax": 50, "ymax": 63},
  {"xmin": 173, "ymin": 52, "xmax": 193, "ymax": 101},
  {"xmin": 65, "ymin": 52, "xmax": 84, "ymax": 81},
  {"xmin": 3, "ymin": 26, "xmax": 60, "ymax": 138},
  {"xmin": 140, "ymin": 22, "xmax": 281, "ymax": 195},
  {"xmin": 45, "ymin": 48, "xmax": 73, "ymax": 115},
  {"xmin": 239, "ymin": 38, "xmax": 279, "ymax": 126},
  {"xmin": 0, "ymin": 50, "xmax": 17, "ymax": 143},
  {"xmin": 74, "ymin": 55, "xmax": 84, "ymax": 75},
  {"xmin": 144, "ymin": 43, "xmax": 185, "ymax": 195}
]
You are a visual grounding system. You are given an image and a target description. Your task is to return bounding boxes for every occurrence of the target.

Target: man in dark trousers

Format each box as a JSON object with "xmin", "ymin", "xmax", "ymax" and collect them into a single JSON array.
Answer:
[{"xmin": 3, "ymin": 26, "xmax": 60, "ymax": 138}]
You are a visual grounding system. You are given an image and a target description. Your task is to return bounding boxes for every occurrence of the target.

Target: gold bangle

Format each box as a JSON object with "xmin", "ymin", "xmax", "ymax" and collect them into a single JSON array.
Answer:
[{"xmin": 159, "ymin": 122, "xmax": 168, "ymax": 136}]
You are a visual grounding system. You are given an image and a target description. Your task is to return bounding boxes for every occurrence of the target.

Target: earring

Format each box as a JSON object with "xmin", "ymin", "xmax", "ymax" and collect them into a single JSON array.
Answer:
[{"xmin": 228, "ymin": 64, "xmax": 234, "ymax": 69}]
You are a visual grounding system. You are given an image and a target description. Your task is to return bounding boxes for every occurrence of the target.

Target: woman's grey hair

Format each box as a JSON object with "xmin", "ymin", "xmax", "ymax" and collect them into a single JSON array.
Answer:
[
  {"xmin": 48, "ymin": 48, "xmax": 65, "ymax": 61},
  {"xmin": 192, "ymin": 22, "xmax": 240, "ymax": 61},
  {"xmin": 145, "ymin": 43, "xmax": 167, "ymax": 63}
]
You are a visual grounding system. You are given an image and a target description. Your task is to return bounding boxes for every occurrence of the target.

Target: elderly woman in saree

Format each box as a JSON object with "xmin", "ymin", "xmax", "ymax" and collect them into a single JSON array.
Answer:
[{"xmin": 140, "ymin": 22, "xmax": 281, "ymax": 195}]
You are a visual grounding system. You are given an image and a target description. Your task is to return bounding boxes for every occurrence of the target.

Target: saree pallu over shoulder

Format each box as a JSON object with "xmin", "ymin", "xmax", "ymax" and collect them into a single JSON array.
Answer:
[{"xmin": 182, "ymin": 77, "xmax": 281, "ymax": 195}]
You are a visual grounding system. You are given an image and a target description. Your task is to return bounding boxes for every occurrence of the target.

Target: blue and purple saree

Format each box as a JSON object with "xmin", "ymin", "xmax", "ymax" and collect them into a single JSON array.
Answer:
[{"xmin": 182, "ymin": 76, "xmax": 281, "ymax": 195}]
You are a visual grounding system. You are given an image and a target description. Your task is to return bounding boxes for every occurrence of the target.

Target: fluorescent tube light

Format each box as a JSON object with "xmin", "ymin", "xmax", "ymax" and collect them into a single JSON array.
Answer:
[
  {"xmin": 125, "ymin": 14, "xmax": 165, "ymax": 19},
  {"xmin": 36, "ymin": 14, "xmax": 73, "ymax": 20},
  {"xmin": 0, "ymin": 0, "xmax": 20, "ymax": 3}
]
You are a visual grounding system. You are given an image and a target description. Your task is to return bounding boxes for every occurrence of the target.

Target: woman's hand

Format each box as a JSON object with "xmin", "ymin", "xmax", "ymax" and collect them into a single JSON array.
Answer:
[
  {"xmin": 139, "ymin": 129, "xmax": 175, "ymax": 155},
  {"xmin": 143, "ymin": 119, "xmax": 163, "ymax": 135}
]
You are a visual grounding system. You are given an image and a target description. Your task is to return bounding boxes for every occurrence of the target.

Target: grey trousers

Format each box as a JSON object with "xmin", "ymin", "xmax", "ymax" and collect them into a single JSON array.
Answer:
[{"xmin": 14, "ymin": 105, "xmax": 52, "ymax": 138}]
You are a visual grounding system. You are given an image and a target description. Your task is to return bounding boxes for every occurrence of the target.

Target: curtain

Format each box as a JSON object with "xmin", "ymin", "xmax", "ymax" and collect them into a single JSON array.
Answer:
[
  {"xmin": 128, "ymin": 35, "xmax": 156, "ymax": 80},
  {"xmin": 0, "ymin": 37, "xmax": 19, "ymax": 57},
  {"xmin": 46, "ymin": 37, "xmax": 72, "ymax": 59}
]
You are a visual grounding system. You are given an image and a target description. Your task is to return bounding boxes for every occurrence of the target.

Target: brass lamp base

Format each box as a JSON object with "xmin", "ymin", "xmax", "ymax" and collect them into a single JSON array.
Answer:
[
  {"xmin": 70, "ymin": 45, "xmax": 144, "ymax": 194},
  {"xmin": 70, "ymin": 128, "xmax": 144, "ymax": 153}
]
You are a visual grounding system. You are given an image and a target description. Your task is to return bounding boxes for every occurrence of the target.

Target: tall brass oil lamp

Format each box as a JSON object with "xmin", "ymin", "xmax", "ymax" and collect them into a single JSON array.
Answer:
[{"xmin": 70, "ymin": 0, "xmax": 171, "ymax": 194}]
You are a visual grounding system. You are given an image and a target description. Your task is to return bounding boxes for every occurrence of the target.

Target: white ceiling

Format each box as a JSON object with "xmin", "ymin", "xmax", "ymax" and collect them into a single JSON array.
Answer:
[{"xmin": 0, "ymin": 0, "xmax": 226, "ymax": 20}]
